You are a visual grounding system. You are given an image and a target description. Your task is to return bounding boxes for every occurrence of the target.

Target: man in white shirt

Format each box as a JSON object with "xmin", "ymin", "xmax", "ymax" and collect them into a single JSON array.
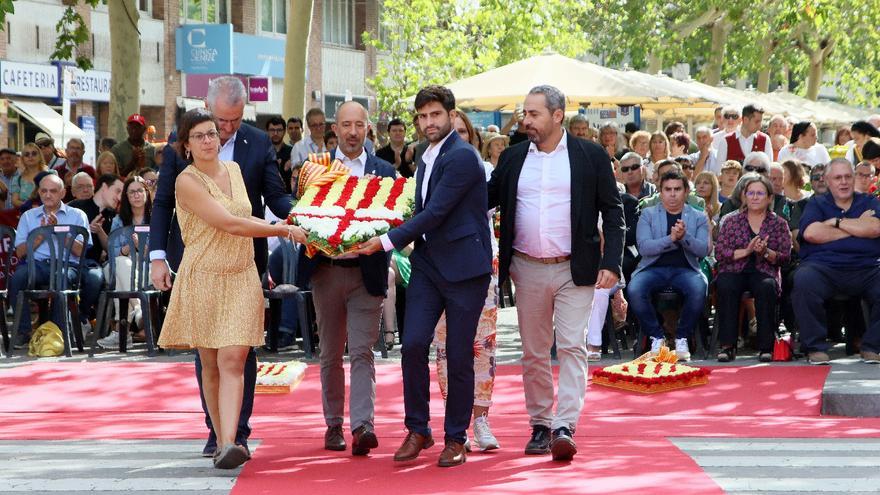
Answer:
[
  {"xmin": 689, "ymin": 126, "xmax": 720, "ymax": 175},
  {"xmin": 295, "ymin": 102, "xmax": 396, "ymax": 457},
  {"xmin": 716, "ymin": 104, "xmax": 773, "ymax": 163},
  {"xmin": 488, "ymin": 85, "xmax": 625, "ymax": 462},
  {"xmin": 290, "ymin": 108, "xmax": 328, "ymax": 165}
]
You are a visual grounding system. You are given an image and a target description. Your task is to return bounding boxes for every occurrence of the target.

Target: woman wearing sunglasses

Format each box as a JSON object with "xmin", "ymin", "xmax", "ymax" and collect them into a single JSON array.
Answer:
[{"xmin": 11, "ymin": 143, "xmax": 53, "ymax": 209}]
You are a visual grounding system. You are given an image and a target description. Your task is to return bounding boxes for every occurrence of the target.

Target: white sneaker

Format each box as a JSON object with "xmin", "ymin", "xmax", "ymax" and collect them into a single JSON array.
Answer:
[
  {"xmin": 97, "ymin": 331, "xmax": 133, "ymax": 350},
  {"xmin": 650, "ymin": 337, "xmax": 665, "ymax": 353},
  {"xmin": 675, "ymin": 338, "xmax": 691, "ymax": 362},
  {"xmin": 473, "ymin": 414, "xmax": 500, "ymax": 451}
]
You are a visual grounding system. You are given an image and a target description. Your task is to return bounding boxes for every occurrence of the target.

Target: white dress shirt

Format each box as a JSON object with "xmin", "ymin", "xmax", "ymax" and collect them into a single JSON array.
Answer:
[
  {"xmin": 777, "ymin": 143, "xmax": 831, "ymax": 168},
  {"xmin": 716, "ymin": 129, "xmax": 773, "ymax": 162},
  {"xmin": 336, "ymin": 147, "xmax": 367, "ymax": 178},
  {"xmin": 380, "ymin": 130, "xmax": 454, "ymax": 251},
  {"xmin": 688, "ymin": 148, "xmax": 720, "ymax": 175},
  {"xmin": 513, "ymin": 130, "xmax": 572, "ymax": 258}
]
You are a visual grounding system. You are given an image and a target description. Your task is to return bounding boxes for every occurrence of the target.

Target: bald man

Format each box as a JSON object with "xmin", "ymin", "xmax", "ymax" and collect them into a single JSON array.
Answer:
[
  {"xmin": 295, "ymin": 101, "xmax": 397, "ymax": 456},
  {"xmin": 10, "ymin": 173, "xmax": 91, "ymax": 349}
]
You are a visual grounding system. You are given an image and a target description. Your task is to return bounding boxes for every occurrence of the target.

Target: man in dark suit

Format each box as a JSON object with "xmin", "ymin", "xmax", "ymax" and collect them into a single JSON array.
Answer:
[
  {"xmin": 295, "ymin": 101, "xmax": 396, "ymax": 457},
  {"xmin": 149, "ymin": 76, "xmax": 292, "ymax": 457},
  {"xmin": 488, "ymin": 85, "xmax": 625, "ymax": 461},
  {"xmin": 356, "ymin": 86, "xmax": 491, "ymax": 467}
]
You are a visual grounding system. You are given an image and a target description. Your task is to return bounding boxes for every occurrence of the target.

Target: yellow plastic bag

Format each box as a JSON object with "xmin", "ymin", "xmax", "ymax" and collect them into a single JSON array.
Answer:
[{"xmin": 28, "ymin": 321, "xmax": 64, "ymax": 357}]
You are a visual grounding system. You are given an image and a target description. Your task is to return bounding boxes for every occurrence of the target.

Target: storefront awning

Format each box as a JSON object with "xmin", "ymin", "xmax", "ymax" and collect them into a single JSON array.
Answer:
[
  {"xmin": 176, "ymin": 96, "xmax": 205, "ymax": 111},
  {"xmin": 9, "ymin": 100, "xmax": 85, "ymax": 145}
]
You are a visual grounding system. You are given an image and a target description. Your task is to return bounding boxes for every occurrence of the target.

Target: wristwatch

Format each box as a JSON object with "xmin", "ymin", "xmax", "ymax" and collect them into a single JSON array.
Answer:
[
  {"xmin": 763, "ymin": 250, "xmax": 771, "ymax": 259},
  {"xmin": 835, "ymin": 217, "xmax": 842, "ymax": 228}
]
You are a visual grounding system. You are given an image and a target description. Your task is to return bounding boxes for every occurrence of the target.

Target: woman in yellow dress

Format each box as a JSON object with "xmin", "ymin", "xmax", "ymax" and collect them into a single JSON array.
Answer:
[{"xmin": 157, "ymin": 108, "xmax": 306, "ymax": 469}]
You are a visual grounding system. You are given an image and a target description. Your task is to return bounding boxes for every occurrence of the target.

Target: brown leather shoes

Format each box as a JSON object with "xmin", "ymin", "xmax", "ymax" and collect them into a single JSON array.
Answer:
[
  {"xmin": 393, "ymin": 431, "xmax": 434, "ymax": 462},
  {"xmin": 351, "ymin": 424, "xmax": 379, "ymax": 456},
  {"xmin": 324, "ymin": 425, "xmax": 346, "ymax": 451},
  {"xmin": 437, "ymin": 439, "xmax": 466, "ymax": 467}
]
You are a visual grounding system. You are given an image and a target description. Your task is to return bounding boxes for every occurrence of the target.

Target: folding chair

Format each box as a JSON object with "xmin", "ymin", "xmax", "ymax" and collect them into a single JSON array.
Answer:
[
  {"xmin": 0, "ymin": 225, "xmax": 16, "ymax": 356},
  {"xmin": 91, "ymin": 225, "xmax": 162, "ymax": 357},
  {"xmin": 9, "ymin": 225, "xmax": 89, "ymax": 358},
  {"xmin": 263, "ymin": 239, "xmax": 317, "ymax": 358}
]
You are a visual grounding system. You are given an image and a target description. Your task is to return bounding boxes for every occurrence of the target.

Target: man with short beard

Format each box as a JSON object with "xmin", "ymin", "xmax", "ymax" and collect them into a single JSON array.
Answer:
[
  {"xmin": 356, "ymin": 85, "xmax": 492, "ymax": 468},
  {"xmin": 287, "ymin": 117, "xmax": 303, "ymax": 145},
  {"xmin": 567, "ymin": 114, "xmax": 590, "ymax": 139},
  {"xmin": 488, "ymin": 85, "xmax": 624, "ymax": 462},
  {"xmin": 266, "ymin": 116, "xmax": 294, "ymax": 193}
]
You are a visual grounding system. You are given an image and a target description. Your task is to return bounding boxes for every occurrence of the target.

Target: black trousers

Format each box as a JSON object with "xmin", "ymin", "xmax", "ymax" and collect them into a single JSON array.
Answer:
[{"xmin": 715, "ymin": 271, "xmax": 777, "ymax": 353}]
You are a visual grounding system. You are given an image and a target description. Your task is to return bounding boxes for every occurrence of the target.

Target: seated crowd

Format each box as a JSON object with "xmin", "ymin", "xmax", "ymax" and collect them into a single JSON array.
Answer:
[{"xmin": 4, "ymin": 103, "xmax": 880, "ymax": 369}]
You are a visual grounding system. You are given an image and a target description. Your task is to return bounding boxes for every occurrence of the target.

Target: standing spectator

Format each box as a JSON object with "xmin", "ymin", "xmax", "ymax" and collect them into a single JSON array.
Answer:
[
  {"xmin": 648, "ymin": 131, "xmax": 670, "ymax": 170},
  {"xmin": 629, "ymin": 130, "xmax": 651, "ymax": 160},
  {"xmin": 617, "ymin": 152, "xmax": 656, "ymax": 199},
  {"xmin": 767, "ymin": 114, "xmax": 789, "ymax": 161},
  {"xmin": 111, "ymin": 114, "xmax": 157, "ymax": 177},
  {"xmin": 68, "ymin": 173, "xmax": 124, "ymax": 334},
  {"xmin": 488, "ymin": 85, "xmax": 624, "ymax": 461},
  {"xmin": 628, "ymin": 169, "xmax": 710, "ymax": 360},
  {"xmin": 376, "ymin": 118, "xmax": 414, "ymax": 177},
  {"xmin": 794, "ymin": 158, "xmax": 880, "ymax": 364},
  {"xmin": 96, "ymin": 151, "xmax": 121, "ymax": 177},
  {"xmin": 98, "ymin": 176, "xmax": 152, "ymax": 349},
  {"xmin": 10, "ymin": 174, "xmax": 90, "ymax": 349},
  {"xmin": 835, "ymin": 126, "xmax": 852, "ymax": 147},
  {"xmin": 781, "ymin": 159, "xmax": 810, "ymax": 202},
  {"xmin": 501, "ymin": 108, "xmax": 529, "ymax": 146},
  {"xmin": 266, "ymin": 117, "xmax": 294, "ymax": 194},
  {"xmin": 324, "ymin": 131, "xmax": 338, "ymax": 152},
  {"xmin": 99, "ymin": 137, "xmax": 117, "ymax": 154},
  {"xmin": 35, "ymin": 133, "xmax": 65, "ymax": 169},
  {"xmin": 54, "ymin": 138, "xmax": 97, "ymax": 197},
  {"xmin": 136, "ymin": 167, "xmax": 158, "ymax": 199},
  {"xmin": 694, "ymin": 171, "xmax": 721, "ymax": 230},
  {"xmin": 689, "ymin": 126, "xmax": 720, "ymax": 175},
  {"xmin": 290, "ymin": 108, "xmax": 328, "ymax": 165},
  {"xmin": 567, "ymin": 114, "xmax": 590, "ymax": 139},
  {"xmin": 70, "ymin": 172, "xmax": 95, "ymax": 201},
  {"xmin": 719, "ymin": 160, "xmax": 743, "ymax": 202},
  {"xmin": 714, "ymin": 174, "xmax": 791, "ymax": 362},
  {"xmin": 769, "ymin": 162, "xmax": 785, "ymax": 195},
  {"xmin": 845, "ymin": 121, "xmax": 880, "ymax": 166},
  {"xmin": 669, "ymin": 132, "xmax": 691, "ymax": 158},
  {"xmin": 598, "ymin": 122, "xmax": 623, "ymax": 159},
  {"xmin": 854, "ymin": 161, "xmax": 876, "ymax": 193},
  {"xmin": 664, "ymin": 121, "xmax": 685, "ymax": 140},
  {"xmin": 712, "ymin": 105, "xmax": 741, "ymax": 144},
  {"xmin": 712, "ymin": 106, "xmax": 724, "ymax": 130},
  {"xmin": 0, "ymin": 148, "xmax": 20, "ymax": 210},
  {"xmin": 481, "ymin": 133, "xmax": 508, "ymax": 169},
  {"xmin": 716, "ymin": 104, "xmax": 773, "ymax": 163},
  {"xmin": 287, "ymin": 117, "xmax": 303, "ymax": 145},
  {"xmin": 777, "ymin": 121, "xmax": 831, "ymax": 168},
  {"xmin": 12, "ymin": 143, "xmax": 50, "ymax": 209}
]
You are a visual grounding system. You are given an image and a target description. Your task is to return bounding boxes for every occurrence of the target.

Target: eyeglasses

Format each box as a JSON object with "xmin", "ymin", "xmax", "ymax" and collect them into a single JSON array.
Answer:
[
  {"xmin": 36, "ymin": 142, "xmax": 52, "ymax": 148},
  {"xmin": 127, "ymin": 189, "xmax": 146, "ymax": 196},
  {"xmin": 745, "ymin": 190, "xmax": 767, "ymax": 198},
  {"xmin": 620, "ymin": 163, "xmax": 641, "ymax": 173},
  {"xmin": 680, "ymin": 163, "xmax": 695, "ymax": 170},
  {"xmin": 190, "ymin": 130, "xmax": 220, "ymax": 142},
  {"xmin": 142, "ymin": 179, "xmax": 157, "ymax": 187},
  {"xmin": 744, "ymin": 165, "xmax": 767, "ymax": 174},
  {"xmin": 308, "ymin": 121, "xmax": 326, "ymax": 129},
  {"xmin": 810, "ymin": 174, "xmax": 824, "ymax": 181},
  {"xmin": 857, "ymin": 172, "xmax": 875, "ymax": 179},
  {"xmin": 724, "ymin": 114, "xmax": 740, "ymax": 119},
  {"xmin": 22, "ymin": 151, "xmax": 39, "ymax": 158}
]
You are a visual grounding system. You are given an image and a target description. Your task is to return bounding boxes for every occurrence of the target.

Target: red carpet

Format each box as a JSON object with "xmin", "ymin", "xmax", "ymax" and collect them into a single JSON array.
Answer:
[
  {"xmin": 0, "ymin": 362, "xmax": 829, "ymax": 416},
  {"xmin": 0, "ymin": 361, "xmax": 872, "ymax": 494}
]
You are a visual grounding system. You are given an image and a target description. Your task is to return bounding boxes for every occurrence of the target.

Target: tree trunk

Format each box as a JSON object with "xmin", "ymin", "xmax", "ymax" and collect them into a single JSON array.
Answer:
[
  {"xmin": 756, "ymin": 41, "xmax": 774, "ymax": 92},
  {"xmin": 806, "ymin": 59, "xmax": 823, "ymax": 101},
  {"xmin": 647, "ymin": 52, "xmax": 662, "ymax": 74},
  {"xmin": 701, "ymin": 20, "xmax": 730, "ymax": 86},
  {"xmin": 108, "ymin": 0, "xmax": 140, "ymax": 142},
  {"xmin": 283, "ymin": 0, "xmax": 314, "ymax": 120}
]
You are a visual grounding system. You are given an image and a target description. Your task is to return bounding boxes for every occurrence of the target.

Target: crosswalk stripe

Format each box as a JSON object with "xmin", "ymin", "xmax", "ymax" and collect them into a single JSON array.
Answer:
[
  {"xmin": 712, "ymin": 477, "xmax": 880, "ymax": 493},
  {"xmin": 691, "ymin": 456, "xmax": 880, "ymax": 467},
  {"xmin": 0, "ymin": 458, "xmax": 209, "ymax": 473},
  {"xmin": 671, "ymin": 439, "xmax": 880, "ymax": 452},
  {"xmin": 0, "ymin": 478, "xmax": 236, "ymax": 492}
]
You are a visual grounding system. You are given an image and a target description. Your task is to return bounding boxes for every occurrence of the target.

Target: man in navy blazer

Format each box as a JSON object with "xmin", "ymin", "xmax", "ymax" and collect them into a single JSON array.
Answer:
[
  {"xmin": 357, "ymin": 86, "xmax": 491, "ymax": 467},
  {"xmin": 149, "ymin": 77, "xmax": 292, "ymax": 458},
  {"xmin": 294, "ymin": 101, "xmax": 396, "ymax": 457}
]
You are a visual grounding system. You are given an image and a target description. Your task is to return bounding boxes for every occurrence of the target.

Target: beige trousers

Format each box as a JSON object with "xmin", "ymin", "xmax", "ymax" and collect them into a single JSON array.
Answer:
[{"xmin": 510, "ymin": 255, "xmax": 594, "ymax": 431}]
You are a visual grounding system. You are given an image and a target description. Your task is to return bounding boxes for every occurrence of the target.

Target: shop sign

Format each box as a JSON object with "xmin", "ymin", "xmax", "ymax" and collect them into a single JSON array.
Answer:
[{"xmin": 0, "ymin": 61, "xmax": 59, "ymax": 98}]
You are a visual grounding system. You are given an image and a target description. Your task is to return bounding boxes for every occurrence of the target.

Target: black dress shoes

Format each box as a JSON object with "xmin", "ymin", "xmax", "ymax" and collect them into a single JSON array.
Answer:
[
  {"xmin": 351, "ymin": 424, "xmax": 379, "ymax": 456},
  {"xmin": 324, "ymin": 425, "xmax": 347, "ymax": 451},
  {"xmin": 550, "ymin": 427, "xmax": 577, "ymax": 461},
  {"xmin": 524, "ymin": 425, "xmax": 551, "ymax": 455}
]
